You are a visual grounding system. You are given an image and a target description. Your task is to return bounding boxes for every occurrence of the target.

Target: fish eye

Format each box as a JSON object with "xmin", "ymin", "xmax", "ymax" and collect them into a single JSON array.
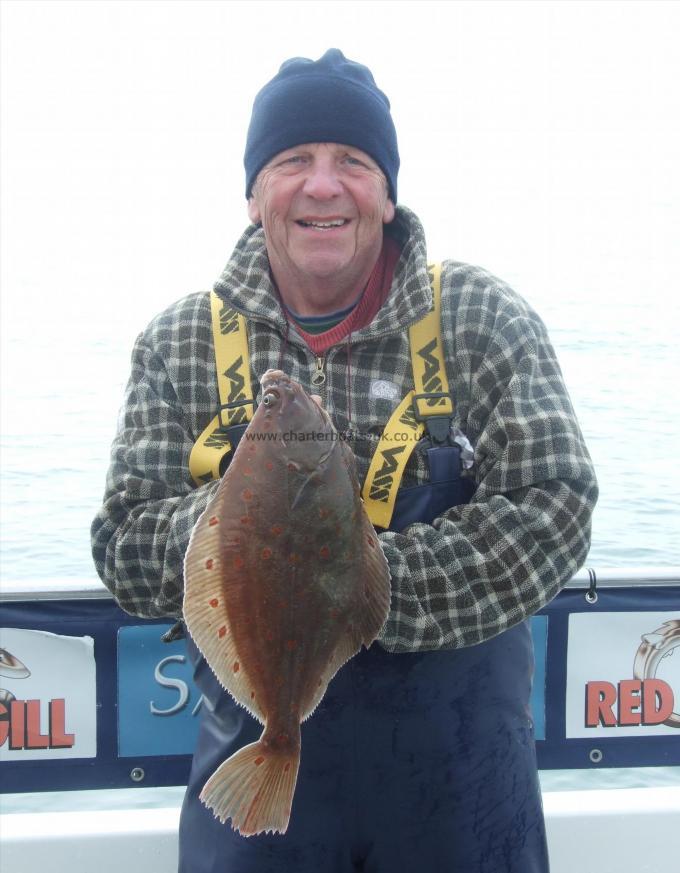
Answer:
[{"xmin": 261, "ymin": 391, "xmax": 279, "ymax": 408}]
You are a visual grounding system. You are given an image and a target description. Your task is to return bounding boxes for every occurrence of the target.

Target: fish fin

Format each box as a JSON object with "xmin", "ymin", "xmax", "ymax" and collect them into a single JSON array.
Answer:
[
  {"xmin": 183, "ymin": 505, "xmax": 266, "ymax": 724},
  {"xmin": 200, "ymin": 738, "xmax": 300, "ymax": 836},
  {"xmin": 299, "ymin": 505, "xmax": 391, "ymax": 722},
  {"xmin": 299, "ymin": 631, "xmax": 362, "ymax": 721},
  {"xmin": 355, "ymin": 506, "xmax": 392, "ymax": 646}
]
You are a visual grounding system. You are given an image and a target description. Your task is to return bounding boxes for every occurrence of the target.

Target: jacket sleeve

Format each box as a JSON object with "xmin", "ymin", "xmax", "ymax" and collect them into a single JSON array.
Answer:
[
  {"xmin": 377, "ymin": 291, "xmax": 598, "ymax": 653},
  {"xmin": 91, "ymin": 331, "xmax": 219, "ymax": 619}
]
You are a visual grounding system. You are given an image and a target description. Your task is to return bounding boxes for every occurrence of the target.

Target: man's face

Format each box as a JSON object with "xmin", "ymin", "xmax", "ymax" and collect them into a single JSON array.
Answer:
[{"xmin": 248, "ymin": 143, "xmax": 395, "ymax": 305}]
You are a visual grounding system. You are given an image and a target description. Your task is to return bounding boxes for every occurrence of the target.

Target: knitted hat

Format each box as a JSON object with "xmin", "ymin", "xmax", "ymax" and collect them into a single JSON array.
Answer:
[{"xmin": 244, "ymin": 49, "xmax": 399, "ymax": 202}]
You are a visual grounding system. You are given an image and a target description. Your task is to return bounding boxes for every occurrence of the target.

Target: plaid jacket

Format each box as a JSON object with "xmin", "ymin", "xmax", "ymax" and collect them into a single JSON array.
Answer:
[{"xmin": 91, "ymin": 205, "xmax": 597, "ymax": 652}]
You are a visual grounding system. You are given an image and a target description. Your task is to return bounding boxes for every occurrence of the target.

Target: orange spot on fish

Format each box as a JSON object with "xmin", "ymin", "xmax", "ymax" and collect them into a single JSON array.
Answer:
[
  {"xmin": 261, "ymin": 547, "xmax": 272, "ymax": 560},
  {"xmin": 209, "ymin": 597, "xmax": 219, "ymax": 608},
  {"xmin": 240, "ymin": 516, "xmax": 251, "ymax": 525},
  {"xmin": 218, "ymin": 626, "xmax": 227, "ymax": 638},
  {"xmin": 270, "ymin": 524, "xmax": 283, "ymax": 536},
  {"xmin": 318, "ymin": 507, "xmax": 330, "ymax": 519},
  {"xmin": 254, "ymin": 756, "xmax": 264, "ymax": 766},
  {"xmin": 247, "ymin": 444, "xmax": 256, "ymax": 453},
  {"xmin": 266, "ymin": 630, "xmax": 274, "ymax": 641},
  {"xmin": 233, "ymin": 662, "xmax": 240, "ymax": 673},
  {"xmin": 266, "ymin": 461, "xmax": 274, "ymax": 471},
  {"xmin": 286, "ymin": 639, "xmax": 298, "ymax": 651},
  {"xmin": 288, "ymin": 553, "xmax": 300, "ymax": 565},
  {"xmin": 367, "ymin": 535, "xmax": 376, "ymax": 547},
  {"xmin": 205, "ymin": 559, "xmax": 214, "ymax": 570},
  {"xmin": 243, "ymin": 467, "xmax": 253, "ymax": 476},
  {"xmin": 319, "ymin": 545, "xmax": 330, "ymax": 559},
  {"xmin": 208, "ymin": 516, "xmax": 219, "ymax": 526},
  {"xmin": 234, "ymin": 556, "xmax": 244, "ymax": 569},
  {"xmin": 242, "ymin": 488, "xmax": 253, "ymax": 501},
  {"xmin": 329, "ymin": 608, "xmax": 339, "ymax": 619}
]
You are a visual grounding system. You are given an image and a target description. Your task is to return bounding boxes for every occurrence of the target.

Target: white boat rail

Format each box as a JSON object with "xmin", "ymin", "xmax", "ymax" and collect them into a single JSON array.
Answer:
[
  {"xmin": 1, "ymin": 565, "xmax": 679, "ymax": 602},
  {"xmin": 3, "ymin": 785, "xmax": 680, "ymax": 873},
  {"xmin": 1, "ymin": 566, "xmax": 678, "ymax": 873}
]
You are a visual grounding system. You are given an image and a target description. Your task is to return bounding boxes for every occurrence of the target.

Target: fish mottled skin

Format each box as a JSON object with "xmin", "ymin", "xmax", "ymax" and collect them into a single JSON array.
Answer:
[{"xmin": 183, "ymin": 369, "xmax": 391, "ymax": 836}]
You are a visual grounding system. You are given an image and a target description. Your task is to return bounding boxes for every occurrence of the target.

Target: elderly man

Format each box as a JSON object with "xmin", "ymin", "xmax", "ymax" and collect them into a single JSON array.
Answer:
[{"xmin": 92, "ymin": 49, "xmax": 597, "ymax": 873}]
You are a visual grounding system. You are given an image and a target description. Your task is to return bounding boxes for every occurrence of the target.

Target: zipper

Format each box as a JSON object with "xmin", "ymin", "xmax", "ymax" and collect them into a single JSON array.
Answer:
[
  {"xmin": 311, "ymin": 355, "xmax": 327, "ymax": 393},
  {"xmin": 310, "ymin": 355, "xmax": 328, "ymax": 407}
]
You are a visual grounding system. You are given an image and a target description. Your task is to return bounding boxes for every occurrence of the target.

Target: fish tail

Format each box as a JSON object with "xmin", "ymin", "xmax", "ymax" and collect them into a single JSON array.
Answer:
[{"xmin": 200, "ymin": 737, "xmax": 300, "ymax": 836}]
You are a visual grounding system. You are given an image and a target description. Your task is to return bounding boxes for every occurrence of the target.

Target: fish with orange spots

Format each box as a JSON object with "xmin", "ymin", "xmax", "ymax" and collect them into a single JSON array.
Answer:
[{"xmin": 183, "ymin": 369, "xmax": 391, "ymax": 836}]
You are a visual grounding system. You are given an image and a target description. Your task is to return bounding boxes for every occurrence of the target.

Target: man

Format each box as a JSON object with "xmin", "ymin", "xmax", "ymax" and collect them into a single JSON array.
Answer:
[{"xmin": 92, "ymin": 49, "xmax": 598, "ymax": 872}]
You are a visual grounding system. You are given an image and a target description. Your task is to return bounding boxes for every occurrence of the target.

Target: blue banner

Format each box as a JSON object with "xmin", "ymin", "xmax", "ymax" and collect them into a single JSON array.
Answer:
[
  {"xmin": 0, "ymin": 584, "xmax": 678, "ymax": 793},
  {"xmin": 117, "ymin": 625, "xmax": 203, "ymax": 758}
]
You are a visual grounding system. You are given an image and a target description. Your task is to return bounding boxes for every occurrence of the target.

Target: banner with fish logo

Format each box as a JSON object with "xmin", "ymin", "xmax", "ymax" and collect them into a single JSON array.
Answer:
[
  {"xmin": 0, "ymin": 627, "xmax": 96, "ymax": 761},
  {"xmin": 0, "ymin": 579, "xmax": 678, "ymax": 792},
  {"xmin": 566, "ymin": 611, "xmax": 680, "ymax": 738}
]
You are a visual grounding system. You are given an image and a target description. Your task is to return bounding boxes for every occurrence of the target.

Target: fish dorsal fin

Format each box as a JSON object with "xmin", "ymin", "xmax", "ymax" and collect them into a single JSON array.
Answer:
[
  {"xmin": 299, "ymin": 633, "xmax": 359, "ymax": 723},
  {"xmin": 299, "ymin": 503, "xmax": 391, "ymax": 723},
  {"xmin": 354, "ymin": 507, "xmax": 392, "ymax": 646},
  {"xmin": 183, "ymin": 503, "xmax": 266, "ymax": 725}
]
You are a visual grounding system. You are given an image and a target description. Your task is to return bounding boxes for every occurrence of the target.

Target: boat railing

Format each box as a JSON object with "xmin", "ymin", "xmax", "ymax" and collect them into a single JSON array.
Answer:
[
  {"xmin": 1, "ymin": 566, "xmax": 678, "ymax": 795},
  {"xmin": 2, "ymin": 565, "xmax": 678, "ymax": 603}
]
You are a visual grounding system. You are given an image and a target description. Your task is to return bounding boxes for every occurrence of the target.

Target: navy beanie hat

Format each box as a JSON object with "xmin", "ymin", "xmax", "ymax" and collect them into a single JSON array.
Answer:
[{"xmin": 244, "ymin": 49, "xmax": 399, "ymax": 203}]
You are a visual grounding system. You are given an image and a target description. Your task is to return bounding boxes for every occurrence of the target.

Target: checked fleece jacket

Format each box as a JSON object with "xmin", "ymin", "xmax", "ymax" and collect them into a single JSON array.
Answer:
[{"xmin": 91, "ymin": 205, "xmax": 598, "ymax": 652}]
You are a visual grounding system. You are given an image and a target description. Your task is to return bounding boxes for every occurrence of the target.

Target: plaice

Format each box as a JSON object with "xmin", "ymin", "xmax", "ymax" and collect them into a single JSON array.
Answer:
[{"xmin": 183, "ymin": 369, "xmax": 391, "ymax": 836}]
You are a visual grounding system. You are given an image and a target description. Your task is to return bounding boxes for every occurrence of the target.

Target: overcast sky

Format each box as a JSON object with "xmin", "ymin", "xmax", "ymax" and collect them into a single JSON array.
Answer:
[{"xmin": 2, "ymin": 0, "xmax": 679, "ymax": 335}]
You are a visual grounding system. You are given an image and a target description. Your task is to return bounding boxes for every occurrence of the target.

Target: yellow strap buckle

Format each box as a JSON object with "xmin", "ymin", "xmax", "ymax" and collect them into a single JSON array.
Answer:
[{"xmin": 411, "ymin": 391, "xmax": 454, "ymax": 444}]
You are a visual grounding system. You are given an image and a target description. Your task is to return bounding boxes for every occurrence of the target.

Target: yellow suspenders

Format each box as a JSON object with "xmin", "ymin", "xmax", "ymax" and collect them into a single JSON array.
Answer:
[
  {"xmin": 188, "ymin": 294, "xmax": 255, "ymax": 485},
  {"xmin": 361, "ymin": 263, "xmax": 452, "ymax": 527},
  {"xmin": 189, "ymin": 264, "xmax": 453, "ymax": 529}
]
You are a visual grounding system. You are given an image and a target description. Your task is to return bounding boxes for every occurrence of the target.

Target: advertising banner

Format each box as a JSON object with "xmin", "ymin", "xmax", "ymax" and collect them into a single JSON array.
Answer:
[
  {"xmin": 567, "ymin": 612, "xmax": 679, "ymax": 738},
  {"xmin": 118, "ymin": 624, "xmax": 205, "ymax": 757},
  {"xmin": 1, "ymin": 582, "xmax": 678, "ymax": 791},
  {"xmin": 530, "ymin": 615, "xmax": 548, "ymax": 741},
  {"xmin": 0, "ymin": 627, "xmax": 96, "ymax": 761}
]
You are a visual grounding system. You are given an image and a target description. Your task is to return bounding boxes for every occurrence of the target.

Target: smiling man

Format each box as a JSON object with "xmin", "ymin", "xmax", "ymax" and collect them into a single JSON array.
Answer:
[
  {"xmin": 248, "ymin": 142, "xmax": 395, "ymax": 314},
  {"xmin": 92, "ymin": 49, "xmax": 598, "ymax": 873}
]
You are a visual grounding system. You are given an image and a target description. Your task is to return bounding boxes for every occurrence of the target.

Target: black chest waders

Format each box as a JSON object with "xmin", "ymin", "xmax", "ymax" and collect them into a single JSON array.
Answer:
[{"xmin": 179, "ymin": 266, "xmax": 549, "ymax": 873}]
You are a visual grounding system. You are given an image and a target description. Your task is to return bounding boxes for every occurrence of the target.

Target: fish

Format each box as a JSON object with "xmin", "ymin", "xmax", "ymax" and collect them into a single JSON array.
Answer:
[
  {"xmin": 0, "ymin": 647, "xmax": 31, "ymax": 679},
  {"xmin": 183, "ymin": 369, "xmax": 391, "ymax": 836},
  {"xmin": 0, "ymin": 647, "xmax": 31, "ymax": 707}
]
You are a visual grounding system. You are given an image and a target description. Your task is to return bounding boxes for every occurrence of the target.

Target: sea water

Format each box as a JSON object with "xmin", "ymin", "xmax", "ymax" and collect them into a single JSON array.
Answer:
[
  {"xmin": 1, "ymin": 289, "xmax": 679, "ymax": 810},
  {"xmin": 1, "ymin": 289, "xmax": 679, "ymax": 580}
]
